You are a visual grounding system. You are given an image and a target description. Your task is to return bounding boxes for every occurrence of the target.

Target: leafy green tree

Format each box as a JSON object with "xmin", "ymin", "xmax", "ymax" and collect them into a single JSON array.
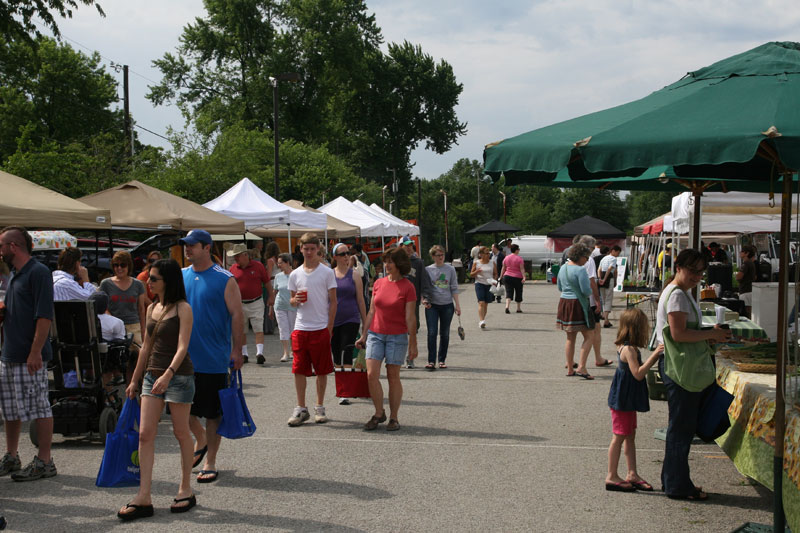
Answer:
[
  {"xmin": 0, "ymin": 36, "xmax": 122, "ymax": 162},
  {"xmin": 626, "ymin": 190, "xmax": 674, "ymax": 228},
  {"xmin": 552, "ymin": 188, "xmax": 629, "ymax": 231},
  {"xmin": 0, "ymin": 0, "xmax": 104, "ymax": 45},
  {"xmin": 507, "ymin": 185, "xmax": 562, "ymax": 234},
  {"xmin": 147, "ymin": 0, "xmax": 465, "ymax": 188}
]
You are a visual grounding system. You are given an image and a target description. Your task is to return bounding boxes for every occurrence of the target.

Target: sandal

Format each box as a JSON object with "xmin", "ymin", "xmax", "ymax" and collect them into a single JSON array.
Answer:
[
  {"xmin": 170, "ymin": 494, "xmax": 197, "ymax": 513},
  {"xmin": 197, "ymin": 470, "xmax": 218, "ymax": 483},
  {"xmin": 605, "ymin": 481, "xmax": 635, "ymax": 492},
  {"xmin": 627, "ymin": 479, "xmax": 654, "ymax": 492},
  {"xmin": 425, "ymin": 364, "xmax": 436, "ymax": 371},
  {"xmin": 575, "ymin": 371, "xmax": 595, "ymax": 380},
  {"xmin": 386, "ymin": 419, "xmax": 400, "ymax": 431},
  {"xmin": 364, "ymin": 411, "xmax": 387, "ymax": 431},
  {"xmin": 438, "ymin": 363, "xmax": 447, "ymax": 369},
  {"xmin": 192, "ymin": 445, "xmax": 208, "ymax": 468},
  {"xmin": 595, "ymin": 359, "xmax": 613, "ymax": 367},
  {"xmin": 117, "ymin": 503, "xmax": 154, "ymax": 521}
]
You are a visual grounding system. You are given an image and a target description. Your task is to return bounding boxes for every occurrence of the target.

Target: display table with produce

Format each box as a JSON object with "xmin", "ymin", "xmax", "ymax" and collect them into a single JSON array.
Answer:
[{"xmin": 714, "ymin": 350, "xmax": 800, "ymax": 532}]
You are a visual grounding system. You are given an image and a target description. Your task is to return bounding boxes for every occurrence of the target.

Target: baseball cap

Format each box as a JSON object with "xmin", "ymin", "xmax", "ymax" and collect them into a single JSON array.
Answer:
[
  {"xmin": 401, "ymin": 235, "xmax": 414, "ymax": 245},
  {"xmin": 180, "ymin": 229, "xmax": 212, "ymax": 246}
]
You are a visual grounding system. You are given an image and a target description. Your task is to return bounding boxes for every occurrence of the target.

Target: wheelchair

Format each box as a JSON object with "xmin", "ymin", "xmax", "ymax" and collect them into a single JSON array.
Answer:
[{"xmin": 30, "ymin": 300, "xmax": 133, "ymax": 447}]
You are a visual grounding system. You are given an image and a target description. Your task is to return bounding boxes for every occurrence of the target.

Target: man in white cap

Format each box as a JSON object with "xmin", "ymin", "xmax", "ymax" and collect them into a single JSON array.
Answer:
[{"xmin": 228, "ymin": 243, "xmax": 272, "ymax": 364}]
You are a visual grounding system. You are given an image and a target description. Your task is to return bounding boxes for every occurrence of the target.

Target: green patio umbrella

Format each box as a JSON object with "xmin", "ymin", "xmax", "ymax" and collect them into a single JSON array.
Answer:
[{"xmin": 483, "ymin": 41, "xmax": 800, "ymax": 531}]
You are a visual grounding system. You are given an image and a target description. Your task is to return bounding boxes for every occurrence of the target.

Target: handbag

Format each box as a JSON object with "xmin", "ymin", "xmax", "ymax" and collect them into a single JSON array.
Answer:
[
  {"xmin": 217, "ymin": 369, "xmax": 257, "ymax": 439},
  {"xmin": 353, "ymin": 345, "xmax": 367, "ymax": 370},
  {"xmin": 660, "ymin": 285, "xmax": 716, "ymax": 392},
  {"xmin": 335, "ymin": 345, "xmax": 371, "ymax": 398},
  {"xmin": 457, "ymin": 316, "xmax": 465, "ymax": 340},
  {"xmin": 696, "ymin": 382, "xmax": 734, "ymax": 442},
  {"xmin": 96, "ymin": 397, "xmax": 141, "ymax": 487}
]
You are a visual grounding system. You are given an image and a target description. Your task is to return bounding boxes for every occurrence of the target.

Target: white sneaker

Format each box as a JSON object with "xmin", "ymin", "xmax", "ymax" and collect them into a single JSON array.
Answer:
[
  {"xmin": 338, "ymin": 397, "xmax": 351, "ymax": 405},
  {"xmin": 314, "ymin": 405, "xmax": 328, "ymax": 423},
  {"xmin": 280, "ymin": 354, "xmax": 290, "ymax": 362},
  {"xmin": 479, "ymin": 320, "xmax": 486, "ymax": 329},
  {"xmin": 288, "ymin": 407, "xmax": 310, "ymax": 426}
]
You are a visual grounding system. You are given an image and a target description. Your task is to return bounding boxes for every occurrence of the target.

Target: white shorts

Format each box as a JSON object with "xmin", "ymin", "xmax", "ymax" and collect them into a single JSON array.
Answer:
[
  {"xmin": 242, "ymin": 299, "xmax": 265, "ymax": 334},
  {"xmin": 275, "ymin": 308, "xmax": 297, "ymax": 341},
  {"xmin": 740, "ymin": 292, "xmax": 753, "ymax": 306},
  {"xmin": 0, "ymin": 362, "xmax": 52, "ymax": 422}
]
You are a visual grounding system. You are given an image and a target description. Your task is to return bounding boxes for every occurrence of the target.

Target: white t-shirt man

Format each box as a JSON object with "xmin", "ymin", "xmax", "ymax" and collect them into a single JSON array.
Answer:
[
  {"xmin": 288, "ymin": 264, "xmax": 337, "ymax": 331},
  {"xmin": 599, "ymin": 254, "xmax": 617, "ymax": 280},
  {"xmin": 584, "ymin": 257, "xmax": 598, "ymax": 307},
  {"xmin": 655, "ymin": 284, "xmax": 702, "ymax": 345},
  {"xmin": 98, "ymin": 313, "xmax": 126, "ymax": 341}
]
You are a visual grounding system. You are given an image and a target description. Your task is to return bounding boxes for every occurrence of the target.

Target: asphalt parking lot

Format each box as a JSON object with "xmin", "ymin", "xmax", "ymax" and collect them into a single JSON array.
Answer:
[{"xmin": 0, "ymin": 282, "xmax": 774, "ymax": 532}]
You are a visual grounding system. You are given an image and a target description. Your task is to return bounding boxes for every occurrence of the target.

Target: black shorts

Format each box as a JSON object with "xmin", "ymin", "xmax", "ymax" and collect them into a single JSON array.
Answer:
[
  {"xmin": 190, "ymin": 372, "xmax": 229, "ymax": 419},
  {"xmin": 590, "ymin": 305, "xmax": 602, "ymax": 326},
  {"xmin": 503, "ymin": 276, "xmax": 523, "ymax": 302}
]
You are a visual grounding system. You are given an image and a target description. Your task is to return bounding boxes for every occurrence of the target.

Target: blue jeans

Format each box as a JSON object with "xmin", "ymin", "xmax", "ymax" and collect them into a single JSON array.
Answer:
[
  {"xmin": 659, "ymin": 357, "xmax": 703, "ymax": 497},
  {"xmin": 425, "ymin": 303, "xmax": 455, "ymax": 364}
]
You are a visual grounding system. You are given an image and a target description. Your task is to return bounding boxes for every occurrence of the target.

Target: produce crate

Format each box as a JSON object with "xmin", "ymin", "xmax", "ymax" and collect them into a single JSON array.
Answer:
[{"xmin": 646, "ymin": 367, "xmax": 667, "ymax": 401}]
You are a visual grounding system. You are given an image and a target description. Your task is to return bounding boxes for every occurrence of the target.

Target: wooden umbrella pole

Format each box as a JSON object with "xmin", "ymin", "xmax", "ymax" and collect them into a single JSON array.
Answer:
[{"xmin": 773, "ymin": 171, "xmax": 793, "ymax": 531}]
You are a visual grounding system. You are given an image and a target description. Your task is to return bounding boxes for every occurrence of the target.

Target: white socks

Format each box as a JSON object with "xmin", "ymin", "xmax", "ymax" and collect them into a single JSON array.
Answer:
[
  {"xmin": 241, "ymin": 346, "xmax": 248, "ymax": 356},
  {"xmin": 256, "ymin": 343, "xmax": 264, "ymax": 356}
]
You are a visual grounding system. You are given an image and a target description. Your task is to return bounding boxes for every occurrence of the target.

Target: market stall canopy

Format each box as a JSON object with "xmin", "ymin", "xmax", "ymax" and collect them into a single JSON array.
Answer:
[
  {"xmin": 79, "ymin": 180, "xmax": 244, "ymax": 233},
  {"xmin": 367, "ymin": 203, "xmax": 420, "ymax": 236},
  {"xmin": 484, "ymin": 42, "xmax": 800, "ymax": 191},
  {"xmin": 466, "ymin": 220, "xmax": 521, "ymax": 234},
  {"xmin": 282, "ymin": 200, "xmax": 360, "ymax": 239},
  {"xmin": 546, "ymin": 216, "xmax": 626, "ymax": 253},
  {"xmin": 318, "ymin": 196, "xmax": 393, "ymax": 237},
  {"xmin": 203, "ymin": 178, "xmax": 327, "ymax": 231},
  {"xmin": 350, "ymin": 199, "xmax": 404, "ymax": 235},
  {"xmin": 1, "ymin": 170, "xmax": 111, "ymax": 229}
]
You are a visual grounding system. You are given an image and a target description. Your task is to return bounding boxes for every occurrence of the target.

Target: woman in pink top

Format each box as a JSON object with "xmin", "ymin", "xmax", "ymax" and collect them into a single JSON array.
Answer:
[
  {"xmin": 356, "ymin": 248, "xmax": 417, "ymax": 432},
  {"xmin": 499, "ymin": 243, "xmax": 525, "ymax": 313}
]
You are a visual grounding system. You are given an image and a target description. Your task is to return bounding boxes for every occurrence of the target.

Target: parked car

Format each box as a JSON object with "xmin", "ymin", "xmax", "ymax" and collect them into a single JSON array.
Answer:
[{"xmin": 510, "ymin": 235, "xmax": 560, "ymax": 274}]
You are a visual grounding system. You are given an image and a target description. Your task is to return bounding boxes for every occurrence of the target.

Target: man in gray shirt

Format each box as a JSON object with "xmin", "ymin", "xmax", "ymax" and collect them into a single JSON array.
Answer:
[{"xmin": 0, "ymin": 226, "xmax": 57, "ymax": 481}]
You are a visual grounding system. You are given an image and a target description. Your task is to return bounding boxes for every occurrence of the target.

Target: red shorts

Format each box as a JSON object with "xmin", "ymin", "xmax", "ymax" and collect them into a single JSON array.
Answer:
[
  {"xmin": 610, "ymin": 408, "xmax": 637, "ymax": 436},
  {"xmin": 291, "ymin": 329, "xmax": 334, "ymax": 377}
]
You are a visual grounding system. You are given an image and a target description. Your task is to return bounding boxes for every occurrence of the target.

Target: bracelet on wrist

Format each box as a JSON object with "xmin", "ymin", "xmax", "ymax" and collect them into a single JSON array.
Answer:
[{"xmin": 166, "ymin": 367, "xmax": 176, "ymax": 375}]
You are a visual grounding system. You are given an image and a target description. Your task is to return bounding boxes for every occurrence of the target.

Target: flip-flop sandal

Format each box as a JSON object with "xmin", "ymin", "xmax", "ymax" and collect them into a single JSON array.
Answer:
[
  {"xmin": 605, "ymin": 481, "xmax": 636, "ymax": 492},
  {"xmin": 117, "ymin": 503, "xmax": 154, "ymax": 521},
  {"xmin": 667, "ymin": 487, "xmax": 709, "ymax": 501},
  {"xmin": 192, "ymin": 445, "xmax": 208, "ymax": 468},
  {"xmin": 575, "ymin": 372, "xmax": 595, "ymax": 380},
  {"xmin": 596, "ymin": 360, "xmax": 613, "ymax": 367},
  {"xmin": 170, "ymin": 494, "xmax": 197, "ymax": 513},
  {"xmin": 197, "ymin": 470, "xmax": 218, "ymax": 483},
  {"xmin": 438, "ymin": 363, "xmax": 447, "ymax": 369},
  {"xmin": 566, "ymin": 372, "xmax": 576, "ymax": 377},
  {"xmin": 628, "ymin": 480, "xmax": 654, "ymax": 492},
  {"xmin": 425, "ymin": 364, "xmax": 436, "ymax": 371}
]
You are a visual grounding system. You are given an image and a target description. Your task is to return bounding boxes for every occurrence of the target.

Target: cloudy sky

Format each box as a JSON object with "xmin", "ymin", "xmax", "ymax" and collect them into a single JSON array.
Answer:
[{"xmin": 49, "ymin": 0, "xmax": 800, "ymax": 180}]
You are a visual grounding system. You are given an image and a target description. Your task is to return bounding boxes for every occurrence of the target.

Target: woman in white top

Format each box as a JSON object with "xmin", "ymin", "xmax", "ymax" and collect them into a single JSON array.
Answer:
[
  {"xmin": 655, "ymin": 248, "xmax": 730, "ymax": 501},
  {"xmin": 268, "ymin": 253, "xmax": 297, "ymax": 362},
  {"xmin": 470, "ymin": 246, "xmax": 498, "ymax": 329}
]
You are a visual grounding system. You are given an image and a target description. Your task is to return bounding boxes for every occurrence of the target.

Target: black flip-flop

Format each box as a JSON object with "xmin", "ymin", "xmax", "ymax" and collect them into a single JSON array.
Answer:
[
  {"xmin": 628, "ymin": 480, "xmax": 654, "ymax": 492},
  {"xmin": 170, "ymin": 494, "xmax": 197, "ymax": 513},
  {"xmin": 117, "ymin": 503, "xmax": 154, "ymax": 521},
  {"xmin": 575, "ymin": 372, "xmax": 595, "ymax": 380},
  {"xmin": 596, "ymin": 360, "xmax": 614, "ymax": 367},
  {"xmin": 197, "ymin": 470, "xmax": 218, "ymax": 483},
  {"xmin": 192, "ymin": 445, "xmax": 208, "ymax": 468},
  {"xmin": 605, "ymin": 481, "xmax": 636, "ymax": 492}
]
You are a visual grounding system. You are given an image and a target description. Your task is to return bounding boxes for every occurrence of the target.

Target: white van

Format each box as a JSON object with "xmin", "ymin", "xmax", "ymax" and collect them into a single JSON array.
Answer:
[{"xmin": 509, "ymin": 235, "xmax": 560, "ymax": 273}]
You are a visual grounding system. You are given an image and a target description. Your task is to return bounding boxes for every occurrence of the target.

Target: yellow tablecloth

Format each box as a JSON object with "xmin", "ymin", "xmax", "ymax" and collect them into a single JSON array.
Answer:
[{"xmin": 716, "ymin": 358, "xmax": 800, "ymax": 531}]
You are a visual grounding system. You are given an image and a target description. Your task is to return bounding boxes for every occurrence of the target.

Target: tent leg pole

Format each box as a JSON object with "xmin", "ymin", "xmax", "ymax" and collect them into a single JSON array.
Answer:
[
  {"xmin": 773, "ymin": 172, "xmax": 792, "ymax": 532},
  {"xmin": 691, "ymin": 192, "xmax": 702, "ymax": 300}
]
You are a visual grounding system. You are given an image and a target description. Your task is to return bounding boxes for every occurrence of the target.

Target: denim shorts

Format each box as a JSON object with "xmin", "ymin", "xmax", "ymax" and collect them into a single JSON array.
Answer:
[
  {"xmin": 142, "ymin": 372, "xmax": 195, "ymax": 404},
  {"xmin": 365, "ymin": 331, "xmax": 408, "ymax": 366},
  {"xmin": 475, "ymin": 282, "xmax": 494, "ymax": 303}
]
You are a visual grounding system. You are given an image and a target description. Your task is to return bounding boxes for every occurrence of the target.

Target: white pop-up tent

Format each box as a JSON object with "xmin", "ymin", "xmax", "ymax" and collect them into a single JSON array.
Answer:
[
  {"xmin": 365, "ymin": 202, "xmax": 420, "ymax": 236},
  {"xmin": 319, "ymin": 196, "xmax": 393, "ymax": 238},
  {"xmin": 671, "ymin": 191, "xmax": 799, "ymax": 235},
  {"xmin": 203, "ymin": 178, "xmax": 327, "ymax": 231}
]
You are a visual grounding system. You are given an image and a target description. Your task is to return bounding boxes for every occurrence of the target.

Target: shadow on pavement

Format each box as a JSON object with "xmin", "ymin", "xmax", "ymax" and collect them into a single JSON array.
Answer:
[
  {"xmin": 323, "ymin": 420, "xmax": 546, "ymax": 443},
  {"xmin": 219, "ymin": 473, "xmax": 393, "ymax": 501}
]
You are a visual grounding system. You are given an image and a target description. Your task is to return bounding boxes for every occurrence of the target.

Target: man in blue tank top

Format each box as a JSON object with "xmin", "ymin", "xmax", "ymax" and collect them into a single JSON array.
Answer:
[{"xmin": 180, "ymin": 229, "xmax": 244, "ymax": 484}]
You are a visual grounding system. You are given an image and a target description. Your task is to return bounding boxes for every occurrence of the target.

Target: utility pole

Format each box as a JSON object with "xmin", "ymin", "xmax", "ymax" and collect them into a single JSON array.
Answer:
[
  {"xmin": 499, "ymin": 191, "xmax": 507, "ymax": 223},
  {"xmin": 388, "ymin": 168, "xmax": 397, "ymax": 211},
  {"xmin": 115, "ymin": 63, "xmax": 134, "ymax": 159},
  {"xmin": 477, "ymin": 170, "xmax": 481, "ymax": 205},
  {"xmin": 417, "ymin": 178, "xmax": 422, "ymax": 254}
]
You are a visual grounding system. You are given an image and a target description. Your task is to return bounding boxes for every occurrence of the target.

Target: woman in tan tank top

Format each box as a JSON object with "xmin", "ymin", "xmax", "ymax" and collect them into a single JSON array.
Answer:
[{"xmin": 118, "ymin": 259, "xmax": 195, "ymax": 521}]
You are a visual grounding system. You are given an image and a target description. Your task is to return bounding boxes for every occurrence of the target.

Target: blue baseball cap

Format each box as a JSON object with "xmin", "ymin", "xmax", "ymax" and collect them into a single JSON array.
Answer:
[
  {"xmin": 180, "ymin": 229, "xmax": 212, "ymax": 246},
  {"xmin": 401, "ymin": 235, "xmax": 414, "ymax": 245}
]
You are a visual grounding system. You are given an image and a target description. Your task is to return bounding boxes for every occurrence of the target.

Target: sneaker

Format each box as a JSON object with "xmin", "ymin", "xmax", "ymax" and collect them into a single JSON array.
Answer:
[
  {"xmin": 0, "ymin": 453, "xmax": 21, "ymax": 476},
  {"xmin": 338, "ymin": 397, "xmax": 351, "ymax": 405},
  {"xmin": 11, "ymin": 456, "xmax": 56, "ymax": 481},
  {"xmin": 256, "ymin": 354, "xmax": 266, "ymax": 365},
  {"xmin": 287, "ymin": 407, "xmax": 310, "ymax": 426},
  {"xmin": 314, "ymin": 405, "xmax": 328, "ymax": 424},
  {"xmin": 280, "ymin": 354, "xmax": 290, "ymax": 362},
  {"xmin": 406, "ymin": 358, "xmax": 415, "ymax": 369},
  {"xmin": 479, "ymin": 320, "xmax": 486, "ymax": 329},
  {"xmin": 242, "ymin": 355, "xmax": 249, "ymax": 364}
]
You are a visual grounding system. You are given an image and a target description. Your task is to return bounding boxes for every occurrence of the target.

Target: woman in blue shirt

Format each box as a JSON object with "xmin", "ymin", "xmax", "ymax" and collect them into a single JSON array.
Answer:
[{"xmin": 556, "ymin": 243, "xmax": 595, "ymax": 380}]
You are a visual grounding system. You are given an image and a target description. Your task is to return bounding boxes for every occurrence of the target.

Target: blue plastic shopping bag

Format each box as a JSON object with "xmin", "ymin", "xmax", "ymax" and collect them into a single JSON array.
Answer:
[
  {"xmin": 217, "ymin": 369, "xmax": 257, "ymax": 439},
  {"xmin": 96, "ymin": 397, "xmax": 140, "ymax": 487}
]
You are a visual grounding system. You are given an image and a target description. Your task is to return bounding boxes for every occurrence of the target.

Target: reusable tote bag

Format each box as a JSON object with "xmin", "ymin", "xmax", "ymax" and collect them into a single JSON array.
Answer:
[
  {"xmin": 96, "ymin": 397, "xmax": 141, "ymax": 487},
  {"xmin": 660, "ymin": 285, "xmax": 716, "ymax": 393},
  {"xmin": 217, "ymin": 369, "xmax": 257, "ymax": 439},
  {"xmin": 335, "ymin": 345, "xmax": 371, "ymax": 399}
]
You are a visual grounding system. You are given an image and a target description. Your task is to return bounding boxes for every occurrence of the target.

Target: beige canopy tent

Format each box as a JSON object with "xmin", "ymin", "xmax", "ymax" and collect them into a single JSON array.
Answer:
[
  {"xmin": 1, "ymin": 170, "xmax": 111, "ymax": 229},
  {"xmin": 245, "ymin": 200, "xmax": 360, "ymax": 239},
  {"xmin": 79, "ymin": 180, "xmax": 245, "ymax": 233}
]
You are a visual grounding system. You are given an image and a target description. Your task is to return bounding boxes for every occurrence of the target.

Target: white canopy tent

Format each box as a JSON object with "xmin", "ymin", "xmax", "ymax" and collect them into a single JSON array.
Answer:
[
  {"xmin": 366, "ymin": 202, "xmax": 420, "ymax": 236},
  {"xmin": 671, "ymin": 191, "xmax": 799, "ymax": 235},
  {"xmin": 203, "ymin": 178, "xmax": 327, "ymax": 231},
  {"xmin": 319, "ymin": 196, "xmax": 393, "ymax": 240}
]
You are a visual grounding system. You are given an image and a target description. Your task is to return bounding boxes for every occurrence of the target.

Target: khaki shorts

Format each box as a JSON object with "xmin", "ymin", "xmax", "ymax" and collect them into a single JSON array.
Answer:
[
  {"xmin": 242, "ymin": 299, "xmax": 265, "ymax": 334},
  {"xmin": 125, "ymin": 323, "xmax": 142, "ymax": 347}
]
